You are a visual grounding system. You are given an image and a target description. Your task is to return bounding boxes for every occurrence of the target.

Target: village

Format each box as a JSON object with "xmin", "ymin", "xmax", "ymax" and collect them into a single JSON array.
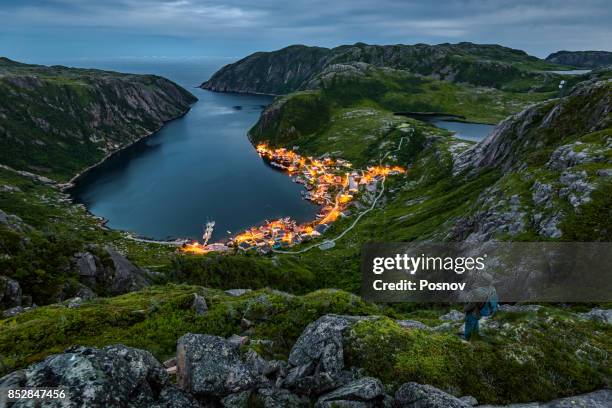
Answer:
[{"xmin": 181, "ymin": 144, "xmax": 404, "ymax": 255}]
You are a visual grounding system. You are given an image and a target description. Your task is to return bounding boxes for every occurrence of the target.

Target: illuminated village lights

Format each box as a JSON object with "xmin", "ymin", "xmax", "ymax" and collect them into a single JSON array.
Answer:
[{"xmin": 180, "ymin": 144, "xmax": 405, "ymax": 254}]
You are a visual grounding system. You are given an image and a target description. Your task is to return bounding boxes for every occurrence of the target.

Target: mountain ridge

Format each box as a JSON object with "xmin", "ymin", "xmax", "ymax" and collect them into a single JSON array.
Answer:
[
  {"xmin": 546, "ymin": 50, "xmax": 612, "ymax": 69},
  {"xmin": 201, "ymin": 41, "xmax": 568, "ymax": 94}
]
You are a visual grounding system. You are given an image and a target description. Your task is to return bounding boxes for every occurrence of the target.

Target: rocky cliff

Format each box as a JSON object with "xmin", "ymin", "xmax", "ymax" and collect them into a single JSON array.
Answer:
[
  {"xmin": 0, "ymin": 57, "xmax": 197, "ymax": 180},
  {"xmin": 450, "ymin": 79, "xmax": 611, "ymax": 242},
  {"xmin": 546, "ymin": 50, "xmax": 612, "ymax": 69},
  {"xmin": 202, "ymin": 42, "xmax": 564, "ymax": 94}
]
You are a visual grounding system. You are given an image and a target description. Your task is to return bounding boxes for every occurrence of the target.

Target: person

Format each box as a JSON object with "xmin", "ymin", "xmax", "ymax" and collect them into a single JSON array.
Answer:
[{"xmin": 463, "ymin": 274, "xmax": 498, "ymax": 340}]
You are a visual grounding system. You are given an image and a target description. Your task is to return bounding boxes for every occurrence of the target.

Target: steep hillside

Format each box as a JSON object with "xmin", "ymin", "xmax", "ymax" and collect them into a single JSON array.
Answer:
[
  {"xmin": 546, "ymin": 50, "xmax": 612, "ymax": 69},
  {"xmin": 0, "ymin": 57, "xmax": 197, "ymax": 181},
  {"xmin": 202, "ymin": 42, "xmax": 568, "ymax": 94},
  {"xmin": 248, "ymin": 63, "xmax": 559, "ymax": 164}
]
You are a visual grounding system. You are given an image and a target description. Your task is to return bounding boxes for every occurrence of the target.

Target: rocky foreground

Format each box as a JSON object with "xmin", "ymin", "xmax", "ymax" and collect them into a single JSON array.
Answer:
[{"xmin": 1, "ymin": 309, "xmax": 610, "ymax": 407}]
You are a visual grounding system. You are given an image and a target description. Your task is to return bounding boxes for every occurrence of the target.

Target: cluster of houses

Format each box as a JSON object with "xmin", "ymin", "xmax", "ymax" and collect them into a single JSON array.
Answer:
[{"xmin": 180, "ymin": 144, "xmax": 404, "ymax": 254}]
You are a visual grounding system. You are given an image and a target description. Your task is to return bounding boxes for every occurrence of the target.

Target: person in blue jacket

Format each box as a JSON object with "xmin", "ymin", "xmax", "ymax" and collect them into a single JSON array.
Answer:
[{"xmin": 463, "ymin": 274, "xmax": 498, "ymax": 340}]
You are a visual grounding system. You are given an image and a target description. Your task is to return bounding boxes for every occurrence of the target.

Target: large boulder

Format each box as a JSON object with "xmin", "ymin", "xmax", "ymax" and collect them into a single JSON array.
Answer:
[
  {"xmin": 106, "ymin": 247, "xmax": 151, "ymax": 295},
  {"xmin": 394, "ymin": 382, "xmax": 469, "ymax": 408},
  {"xmin": 0, "ymin": 275, "xmax": 22, "ymax": 310},
  {"xmin": 315, "ymin": 377, "xmax": 388, "ymax": 407},
  {"xmin": 0, "ymin": 344, "xmax": 196, "ymax": 407},
  {"xmin": 176, "ymin": 333, "xmax": 256, "ymax": 398},
  {"xmin": 285, "ymin": 314, "xmax": 362, "ymax": 395},
  {"xmin": 74, "ymin": 248, "xmax": 151, "ymax": 296},
  {"xmin": 288, "ymin": 314, "xmax": 356, "ymax": 371}
]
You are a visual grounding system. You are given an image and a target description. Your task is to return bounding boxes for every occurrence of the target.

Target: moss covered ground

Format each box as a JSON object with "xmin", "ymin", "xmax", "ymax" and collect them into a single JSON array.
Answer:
[{"xmin": 1, "ymin": 285, "xmax": 609, "ymax": 405}]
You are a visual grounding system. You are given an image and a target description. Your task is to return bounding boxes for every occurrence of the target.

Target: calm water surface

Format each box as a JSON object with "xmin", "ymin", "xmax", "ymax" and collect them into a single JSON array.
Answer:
[
  {"xmin": 429, "ymin": 119, "xmax": 496, "ymax": 142},
  {"xmin": 60, "ymin": 58, "xmax": 318, "ymax": 241}
]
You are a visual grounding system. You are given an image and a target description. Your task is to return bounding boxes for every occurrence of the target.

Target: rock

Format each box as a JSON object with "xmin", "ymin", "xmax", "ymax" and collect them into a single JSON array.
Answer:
[
  {"xmin": 75, "ymin": 285, "xmax": 97, "ymax": 300},
  {"xmin": 266, "ymin": 360, "xmax": 288, "ymax": 378},
  {"xmin": 284, "ymin": 362, "xmax": 315, "ymax": 386},
  {"xmin": 432, "ymin": 322, "xmax": 456, "ymax": 333},
  {"xmin": 227, "ymin": 334, "xmax": 249, "ymax": 349},
  {"xmin": 536, "ymin": 212, "xmax": 563, "ymax": 238},
  {"xmin": 531, "ymin": 182, "xmax": 552, "ymax": 206},
  {"xmin": 394, "ymin": 382, "xmax": 469, "ymax": 408},
  {"xmin": 596, "ymin": 168, "xmax": 612, "ymax": 177},
  {"xmin": 289, "ymin": 371, "xmax": 350, "ymax": 397},
  {"xmin": 476, "ymin": 388, "xmax": 611, "ymax": 407},
  {"xmin": 0, "ymin": 344, "xmax": 178, "ymax": 407},
  {"xmin": 221, "ymin": 390, "xmax": 252, "ymax": 407},
  {"xmin": 578, "ymin": 308, "xmax": 612, "ymax": 324},
  {"xmin": 150, "ymin": 386, "xmax": 202, "ymax": 408},
  {"xmin": 75, "ymin": 252, "xmax": 98, "ymax": 278},
  {"xmin": 225, "ymin": 289, "xmax": 252, "ymax": 297},
  {"xmin": 288, "ymin": 314, "xmax": 354, "ymax": 368},
  {"xmin": 163, "ymin": 357, "xmax": 177, "ymax": 368},
  {"xmin": 0, "ymin": 275, "xmax": 22, "ymax": 309},
  {"xmin": 106, "ymin": 247, "xmax": 151, "ymax": 295},
  {"xmin": 68, "ymin": 297, "xmax": 84, "ymax": 309},
  {"xmin": 257, "ymin": 387, "xmax": 308, "ymax": 408},
  {"xmin": 2, "ymin": 305, "xmax": 25, "ymax": 318},
  {"xmin": 316, "ymin": 377, "xmax": 385, "ymax": 408},
  {"xmin": 284, "ymin": 315, "xmax": 364, "ymax": 395},
  {"xmin": 192, "ymin": 293, "xmax": 208, "ymax": 316},
  {"xmin": 459, "ymin": 395, "xmax": 478, "ymax": 406},
  {"xmin": 558, "ymin": 170, "xmax": 594, "ymax": 207},
  {"xmin": 498, "ymin": 304, "xmax": 542, "ymax": 313},
  {"xmin": 547, "ymin": 143, "xmax": 604, "ymax": 171},
  {"xmin": 395, "ymin": 320, "xmax": 429, "ymax": 330},
  {"xmin": 176, "ymin": 333, "xmax": 256, "ymax": 398},
  {"xmin": 440, "ymin": 310, "xmax": 464, "ymax": 322},
  {"xmin": 244, "ymin": 349, "xmax": 269, "ymax": 377}
]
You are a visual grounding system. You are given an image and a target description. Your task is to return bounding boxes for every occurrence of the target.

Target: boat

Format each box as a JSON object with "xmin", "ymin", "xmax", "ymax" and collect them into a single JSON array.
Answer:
[{"xmin": 202, "ymin": 220, "xmax": 215, "ymax": 245}]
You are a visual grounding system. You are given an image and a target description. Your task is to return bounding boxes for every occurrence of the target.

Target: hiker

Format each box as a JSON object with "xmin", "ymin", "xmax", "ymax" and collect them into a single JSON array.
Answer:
[{"xmin": 463, "ymin": 273, "xmax": 498, "ymax": 340}]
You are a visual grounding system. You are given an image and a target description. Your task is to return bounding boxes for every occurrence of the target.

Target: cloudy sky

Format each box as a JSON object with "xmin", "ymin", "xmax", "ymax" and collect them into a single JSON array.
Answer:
[{"xmin": 1, "ymin": 0, "xmax": 611, "ymax": 62}]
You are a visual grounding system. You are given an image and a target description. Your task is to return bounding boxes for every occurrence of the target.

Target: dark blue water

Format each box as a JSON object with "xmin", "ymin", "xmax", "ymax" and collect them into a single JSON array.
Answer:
[{"xmin": 62, "ymin": 58, "xmax": 318, "ymax": 241}]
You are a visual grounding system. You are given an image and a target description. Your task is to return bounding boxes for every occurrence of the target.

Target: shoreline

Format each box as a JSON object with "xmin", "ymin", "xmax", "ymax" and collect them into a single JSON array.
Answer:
[
  {"xmin": 61, "ymin": 106, "xmax": 194, "ymax": 192},
  {"xmin": 60, "ymin": 104, "xmax": 197, "ymax": 247}
]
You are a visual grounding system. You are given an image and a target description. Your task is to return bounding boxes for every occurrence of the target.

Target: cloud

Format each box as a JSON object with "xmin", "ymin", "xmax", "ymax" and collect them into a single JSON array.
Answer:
[{"xmin": 0, "ymin": 0, "xmax": 610, "ymax": 57}]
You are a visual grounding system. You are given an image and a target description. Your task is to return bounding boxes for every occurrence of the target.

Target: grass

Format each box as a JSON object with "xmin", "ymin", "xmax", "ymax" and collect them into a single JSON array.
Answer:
[
  {"xmin": 0, "ymin": 285, "xmax": 380, "ymax": 375},
  {"xmin": 345, "ymin": 311, "xmax": 611, "ymax": 404}
]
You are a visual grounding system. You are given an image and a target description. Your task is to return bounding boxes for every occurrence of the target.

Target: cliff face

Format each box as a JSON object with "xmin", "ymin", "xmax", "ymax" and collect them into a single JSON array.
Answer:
[
  {"xmin": 0, "ymin": 57, "xmax": 197, "ymax": 180},
  {"xmin": 546, "ymin": 50, "xmax": 612, "ymax": 69},
  {"xmin": 202, "ymin": 42, "xmax": 563, "ymax": 94},
  {"xmin": 454, "ymin": 79, "xmax": 612, "ymax": 174},
  {"xmin": 450, "ymin": 79, "xmax": 611, "ymax": 242}
]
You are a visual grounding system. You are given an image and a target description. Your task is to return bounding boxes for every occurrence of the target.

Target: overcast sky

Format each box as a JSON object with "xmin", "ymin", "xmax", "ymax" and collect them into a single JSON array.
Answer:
[{"xmin": 2, "ymin": 0, "xmax": 611, "ymax": 62}]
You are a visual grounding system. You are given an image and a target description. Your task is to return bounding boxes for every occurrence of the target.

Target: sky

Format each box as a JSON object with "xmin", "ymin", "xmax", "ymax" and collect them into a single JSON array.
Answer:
[{"xmin": 1, "ymin": 0, "xmax": 611, "ymax": 62}]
